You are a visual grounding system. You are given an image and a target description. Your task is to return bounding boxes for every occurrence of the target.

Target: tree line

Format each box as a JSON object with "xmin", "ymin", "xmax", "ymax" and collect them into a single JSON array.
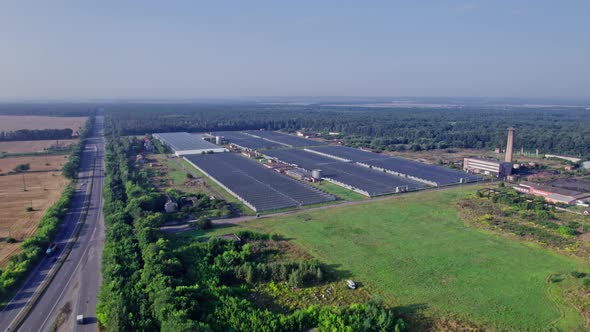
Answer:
[
  {"xmin": 62, "ymin": 116, "xmax": 95, "ymax": 179},
  {"xmin": 105, "ymin": 103, "xmax": 590, "ymax": 158},
  {"xmin": 97, "ymin": 116, "xmax": 406, "ymax": 331},
  {"xmin": 0, "ymin": 128, "xmax": 74, "ymax": 141},
  {"xmin": 0, "ymin": 102, "xmax": 98, "ymax": 117}
]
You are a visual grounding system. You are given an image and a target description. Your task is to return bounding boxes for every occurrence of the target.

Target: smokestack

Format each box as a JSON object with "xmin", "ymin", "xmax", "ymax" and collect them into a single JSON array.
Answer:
[{"xmin": 505, "ymin": 127, "xmax": 514, "ymax": 162}]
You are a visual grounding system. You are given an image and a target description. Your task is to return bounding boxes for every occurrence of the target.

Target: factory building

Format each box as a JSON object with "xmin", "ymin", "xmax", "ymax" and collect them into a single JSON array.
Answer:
[
  {"xmin": 463, "ymin": 158, "xmax": 513, "ymax": 178},
  {"xmin": 153, "ymin": 132, "xmax": 227, "ymax": 156},
  {"xmin": 513, "ymin": 181, "xmax": 590, "ymax": 205},
  {"xmin": 463, "ymin": 128, "xmax": 515, "ymax": 178}
]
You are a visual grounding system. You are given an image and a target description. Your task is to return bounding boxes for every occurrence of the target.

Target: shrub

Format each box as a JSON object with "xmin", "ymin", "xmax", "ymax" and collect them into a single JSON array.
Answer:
[
  {"xmin": 195, "ymin": 217, "xmax": 211, "ymax": 230},
  {"xmin": 558, "ymin": 226, "xmax": 576, "ymax": 237},
  {"xmin": 571, "ymin": 271, "xmax": 587, "ymax": 279},
  {"xmin": 14, "ymin": 163, "xmax": 30, "ymax": 173},
  {"xmin": 583, "ymin": 278, "xmax": 590, "ymax": 289}
]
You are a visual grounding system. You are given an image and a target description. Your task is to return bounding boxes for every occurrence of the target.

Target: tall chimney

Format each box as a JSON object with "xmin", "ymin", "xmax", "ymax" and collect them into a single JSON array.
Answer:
[{"xmin": 505, "ymin": 127, "xmax": 514, "ymax": 162}]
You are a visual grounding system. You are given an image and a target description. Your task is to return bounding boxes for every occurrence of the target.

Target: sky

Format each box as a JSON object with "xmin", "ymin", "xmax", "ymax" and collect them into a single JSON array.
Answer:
[{"xmin": 1, "ymin": 1, "xmax": 589, "ymax": 100}]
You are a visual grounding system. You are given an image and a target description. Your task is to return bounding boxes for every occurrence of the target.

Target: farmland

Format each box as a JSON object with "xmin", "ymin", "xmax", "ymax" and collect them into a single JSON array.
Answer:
[
  {"xmin": 0, "ymin": 155, "xmax": 69, "ymax": 267},
  {"xmin": 0, "ymin": 115, "xmax": 86, "ymax": 132},
  {"xmin": 0, "ymin": 155, "xmax": 68, "ymax": 175},
  {"xmin": 218, "ymin": 186, "xmax": 590, "ymax": 330},
  {"xmin": 0, "ymin": 139, "xmax": 77, "ymax": 154}
]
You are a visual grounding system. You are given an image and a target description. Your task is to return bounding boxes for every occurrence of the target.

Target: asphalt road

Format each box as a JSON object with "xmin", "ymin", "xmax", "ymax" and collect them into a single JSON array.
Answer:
[{"xmin": 0, "ymin": 116, "xmax": 105, "ymax": 332}]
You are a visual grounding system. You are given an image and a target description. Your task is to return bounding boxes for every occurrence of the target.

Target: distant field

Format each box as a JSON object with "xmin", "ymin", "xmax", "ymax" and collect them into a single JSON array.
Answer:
[
  {"xmin": 0, "ymin": 139, "xmax": 77, "ymax": 154},
  {"xmin": 387, "ymin": 148, "xmax": 566, "ymax": 169},
  {"xmin": 0, "ymin": 115, "xmax": 86, "ymax": 132},
  {"xmin": 0, "ymin": 156, "xmax": 69, "ymax": 267},
  {"xmin": 0, "ymin": 155, "xmax": 67, "ymax": 175},
  {"xmin": 234, "ymin": 186, "xmax": 589, "ymax": 330}
]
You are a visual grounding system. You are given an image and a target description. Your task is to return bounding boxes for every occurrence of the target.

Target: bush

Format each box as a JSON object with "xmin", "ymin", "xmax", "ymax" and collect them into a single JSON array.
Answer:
[
  {"xmin": 583, "ymin": 278, "xmax": 590, "ymax": 289},
  {"xmin": 195, "ymin": 217, "xmax": 211, "ymax": 230},
  {"xmin": 558, "ymin": 226, "xmax": 576, "ymax": 237},
  {"xmin": 235, "ymin": 230, "xmax": 271, "ymax": 241},
  {"xmin": 14, "ymin": 163, "xmax": 30, "ymax": 173},
  {"xmin": 571, "ymin": 271, "xmax": 587, "ymax": 279}
]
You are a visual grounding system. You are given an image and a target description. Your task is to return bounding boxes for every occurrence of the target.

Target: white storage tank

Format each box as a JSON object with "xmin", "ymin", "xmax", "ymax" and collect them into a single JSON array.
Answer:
[{"xmin": 312, "ymin": 169, "xmax": 322, "ymax": 179}]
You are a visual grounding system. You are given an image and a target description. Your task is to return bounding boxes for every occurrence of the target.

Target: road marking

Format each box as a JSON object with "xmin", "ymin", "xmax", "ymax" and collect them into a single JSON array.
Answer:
[
  {"xmin": 37, "ymin": 151, "xmax": 102, "ymax": 331},
  {"xmin": 2, "ymin": 183, "xmax": 91, "ymax": 332},
  {"xmin": 37, "ymin": 227, "xmax": 96, "ymax": 332},
  {"xmin": 4, "ymin": 140, "xmax": 100, "ymax": 331}
]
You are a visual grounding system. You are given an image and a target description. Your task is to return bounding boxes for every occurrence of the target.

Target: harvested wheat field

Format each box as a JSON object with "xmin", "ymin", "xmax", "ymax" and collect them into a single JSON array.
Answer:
[
  {"xmin": 0, "ymin": 115, "xmax": 86, "ymax": 132},
  {"xmin": 0, "ymin": 156, "xmax": 70, "ymax": 267},
  {"xmin": 0, "ymin": 155, "xmax": 68, "ymax": 175},
  {"xmin": 0, "ymin": 139, "xmax": 77, "ymax": 154}
]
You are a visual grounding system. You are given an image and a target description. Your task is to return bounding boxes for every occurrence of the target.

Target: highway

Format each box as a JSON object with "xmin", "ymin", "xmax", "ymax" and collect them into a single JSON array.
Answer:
[{"xmin": 0, "ymin": 116, "xmax": 105, "ymax": 332}]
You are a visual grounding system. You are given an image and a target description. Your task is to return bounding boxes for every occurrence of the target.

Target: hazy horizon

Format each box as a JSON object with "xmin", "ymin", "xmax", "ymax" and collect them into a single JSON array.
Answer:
[{"xmin": 1, "ymin": 1, "xmax": 589, "ymax": 100}]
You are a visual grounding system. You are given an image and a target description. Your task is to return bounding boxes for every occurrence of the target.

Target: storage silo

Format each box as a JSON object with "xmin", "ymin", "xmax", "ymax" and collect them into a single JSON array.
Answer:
[{"xmin": 312, "ymin": 169, "xmax": 322, "ymax": 180}]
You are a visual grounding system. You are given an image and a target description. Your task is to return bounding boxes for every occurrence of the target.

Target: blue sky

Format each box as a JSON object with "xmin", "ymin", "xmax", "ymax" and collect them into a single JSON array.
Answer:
[{"xmin": 1, "ymin": 1, "xmax": 589, "ymax": 100}]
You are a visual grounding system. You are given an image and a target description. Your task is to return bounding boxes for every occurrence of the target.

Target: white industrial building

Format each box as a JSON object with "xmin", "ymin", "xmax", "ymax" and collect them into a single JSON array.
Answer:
[
  {"xmin": 153, "ymin": 132, "xmax": 227, "ymax": 156},
  {"xmin": 463, "ymin": 158, "xmax": 512, "ymax": 178}
]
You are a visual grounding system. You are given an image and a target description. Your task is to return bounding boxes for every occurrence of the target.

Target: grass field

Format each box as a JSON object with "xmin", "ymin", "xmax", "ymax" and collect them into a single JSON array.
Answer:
[
  {"xmin": 0, "ymin": 115, "xmax": 86, "ymax": 132},
  {"xmin": 309, "ymin": 180, "xmax": 367, "ymax": 201},
  {"xmin": 0, "ymin": 156, "xmax": 69, "ymax": 267},
  {"xmin": 222, "ymin": 186, "xmax": 590, "ymax": 330},
  {"xmin": 0, "ymin": 139, "xmax": 77, "ymax": 154}
]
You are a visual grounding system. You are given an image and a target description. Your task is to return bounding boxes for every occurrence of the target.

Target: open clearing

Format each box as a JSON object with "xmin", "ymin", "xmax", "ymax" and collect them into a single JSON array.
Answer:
[
  {"xmin": 0, "ymin": 156, "xmax": 69, "ymax": 267},
  {"xmin": 0, "ymin": 139, "xmax": 77, "ymax": 154},
  {"xmin": 225, "ymin": 186, "xmax": 590, "ymax": 330},
  {"xmin": 0, "ymin": 115, "xmax": 86, "ymax": 132}
]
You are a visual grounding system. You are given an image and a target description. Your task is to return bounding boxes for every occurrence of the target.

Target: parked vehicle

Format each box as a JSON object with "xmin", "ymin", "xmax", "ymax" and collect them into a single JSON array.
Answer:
[
  {"xmin": 77, "ymin": 314, "xmax": 84, "ymax": 324},
  {"xmin": 46, "ymin": 243, "xmax": 58, "ymax": 255},
  {"xmin": 346, "ymin": 280, "xmax": 356, "ymax": 289}
]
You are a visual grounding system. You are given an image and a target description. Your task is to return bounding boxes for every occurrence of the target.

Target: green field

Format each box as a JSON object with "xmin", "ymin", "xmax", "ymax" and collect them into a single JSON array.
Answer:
[
  {"xmin": 226, "ymin": 187, "xmax": 590, "ymax": 330},
  {"xmin": 309, "ymin": 180, "xmax": 367, "ymax": 201}
]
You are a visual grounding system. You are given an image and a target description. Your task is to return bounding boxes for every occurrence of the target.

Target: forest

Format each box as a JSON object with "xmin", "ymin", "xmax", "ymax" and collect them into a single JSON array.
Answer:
[
  {"xmin": 1, "ymin": 102, "xmax": 588, "ymax": 157},
  {"xmin": 105, "ymin": 103, "xmax": 590, "ymax": 158},
  {"xmin": 97, "ymin": 117, "xmax": 406, "ymax": 331}
]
